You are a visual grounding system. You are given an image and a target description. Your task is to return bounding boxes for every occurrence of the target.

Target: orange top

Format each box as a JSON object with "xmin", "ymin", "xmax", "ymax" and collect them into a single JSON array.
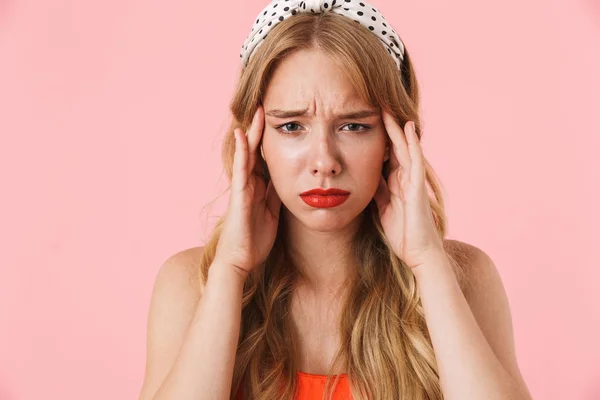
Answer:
[{"xmin": 235, "ymin": 372, "xmax": 351, "ymax": 399}]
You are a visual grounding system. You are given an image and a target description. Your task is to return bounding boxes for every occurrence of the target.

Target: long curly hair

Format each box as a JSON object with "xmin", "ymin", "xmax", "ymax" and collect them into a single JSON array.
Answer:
[{"xmin": 197, "ymin": 12, "xmax": 470, "ymax": 400}]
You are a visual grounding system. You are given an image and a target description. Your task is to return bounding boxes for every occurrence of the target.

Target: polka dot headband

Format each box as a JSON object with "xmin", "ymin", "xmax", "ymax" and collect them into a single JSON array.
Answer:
[{"xmin": 240, "ymin": 0, "xmax": 406, "ymax": 70}]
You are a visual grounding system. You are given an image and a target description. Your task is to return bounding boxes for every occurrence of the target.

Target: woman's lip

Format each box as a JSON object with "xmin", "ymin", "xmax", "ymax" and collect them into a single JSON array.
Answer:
[
  {"xmin": 300, "ymin": 193, "xmax": 350, "ymax": 208},
  {"xmin": 299, "ymin": 188, "xmax": 350, "ymax": 196}
]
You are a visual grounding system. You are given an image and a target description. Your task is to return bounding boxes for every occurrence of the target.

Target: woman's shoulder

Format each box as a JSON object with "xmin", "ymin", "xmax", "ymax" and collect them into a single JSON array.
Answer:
[
  {"xmin": 139, "ymin": 246, "xmax": 207, "ymax": 399},
  {"xmin": 443, "ymin": 239, "xmax": 476, "ymax": 264},
  {"xmin": 442, "ymin": 239, "xmax": 489, "ymax": 295},
  {"xmin": 443, "ymin": 239, "xmax": 493, "ymax": 271},
  {"xmin": 156, "ymin": 245, "xmax": 207, "ymax": 301},
  {"xmin": 442, "ymin": 239, "xmax": 510, "ymax": 307}
]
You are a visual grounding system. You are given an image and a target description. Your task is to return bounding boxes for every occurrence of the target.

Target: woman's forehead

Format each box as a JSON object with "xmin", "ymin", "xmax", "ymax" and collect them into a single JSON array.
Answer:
[
  {"xmin": 264, "ymin": 78, "xmax": 368, "ymax": 112},
  {"xmin": 264, "ymin": 106, "xmax": 379, "ymax": 120},
  {"xmin": 262, "ymin": 50, "xmax": 373, "ymax": 112},
  {"xmin": 267, "ymin": 50, "xmax": 357, "ymax": 89}
]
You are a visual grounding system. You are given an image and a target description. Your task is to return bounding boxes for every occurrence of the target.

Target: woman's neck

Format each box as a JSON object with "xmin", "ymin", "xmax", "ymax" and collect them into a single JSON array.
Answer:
[{"xmin": 282, "ymin": 209, "xmax": 363, "ymax": 294}]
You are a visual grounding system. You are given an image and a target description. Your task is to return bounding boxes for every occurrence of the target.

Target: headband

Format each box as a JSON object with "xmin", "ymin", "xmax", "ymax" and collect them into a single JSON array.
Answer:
[{"xmin": 240, "ymin": 0, "xmax": 406, "ymax": 70}]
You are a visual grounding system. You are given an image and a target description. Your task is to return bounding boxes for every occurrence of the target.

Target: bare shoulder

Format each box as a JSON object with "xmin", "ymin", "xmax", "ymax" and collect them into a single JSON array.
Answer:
[
  {"xmin": 442, "ymin": 239, "xmax": 503, "ymax": 295},
  {"xmin": 157, "ymin": 245, "xmax": 207, "ymax": 299},
  {"xmin": 149, "ymin": 245, "xmax": 207, "ymax": 311},
  {"xmin": 442, "ymin": 238, "xmax": 481, "ymax": 266},
  {"xmin": 443, "ymin": 239, "xmax": 519, "ymax": 310},
  {"xmin": 442, "ymin": 239, "xmax": 533, "ymax": 399},
  {"xmin": 138, "ymin": 246, "xmax": 206, "ymax": 400}
]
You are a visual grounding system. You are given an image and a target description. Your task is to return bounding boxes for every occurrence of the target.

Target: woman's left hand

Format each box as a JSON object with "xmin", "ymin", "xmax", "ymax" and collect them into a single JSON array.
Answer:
[{"xmin": 373, "ymin": 109, "xmax": 445, "ymax": 269}]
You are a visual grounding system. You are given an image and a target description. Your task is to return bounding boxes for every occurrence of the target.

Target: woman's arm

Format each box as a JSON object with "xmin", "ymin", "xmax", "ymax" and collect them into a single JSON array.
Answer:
[
  {"xmin": 138, "ymin": 249, "xmax": 245, "ymax": 400},
  {"xmin": 412, "ymin": 241, "xmax": 533, "ymax": 400}
]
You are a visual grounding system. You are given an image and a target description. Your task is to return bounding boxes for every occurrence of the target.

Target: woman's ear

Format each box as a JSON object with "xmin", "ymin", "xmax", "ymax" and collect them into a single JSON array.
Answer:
[
  {"xmin": 260, "ymin": 144, "xmax": 265, "ymax": 160},
  {"xmin": 383, "ymin": 141, "xmax": 390, "ymax": 162}
]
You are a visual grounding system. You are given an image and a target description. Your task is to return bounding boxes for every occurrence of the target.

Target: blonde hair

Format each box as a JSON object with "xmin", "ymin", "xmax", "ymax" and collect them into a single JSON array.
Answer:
[{"xmin": 198, "ymin": 12, "xmax": 470, "ymax": 400}]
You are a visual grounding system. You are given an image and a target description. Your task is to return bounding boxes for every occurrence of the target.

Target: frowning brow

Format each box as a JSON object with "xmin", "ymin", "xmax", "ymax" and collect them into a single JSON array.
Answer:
[{"xmin": 265, "ymin": 108, "xmax": 379, "ymax": 119}]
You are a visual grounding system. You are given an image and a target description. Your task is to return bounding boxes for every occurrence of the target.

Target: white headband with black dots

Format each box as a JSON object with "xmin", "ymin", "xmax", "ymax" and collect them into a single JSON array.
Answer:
[{"xmin": 240, "ymin": 0, "xmax": 406, "ymax": 70}]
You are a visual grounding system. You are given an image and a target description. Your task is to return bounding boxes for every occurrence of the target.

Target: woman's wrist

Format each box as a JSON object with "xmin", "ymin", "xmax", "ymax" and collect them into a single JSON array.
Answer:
[
  {"xmin": 410, "ymin": 250, "xmax": 453, "ymax": 281},
  {"xmin": 209, "ymin": 258, "xmax": 248, "ymax": 288}
]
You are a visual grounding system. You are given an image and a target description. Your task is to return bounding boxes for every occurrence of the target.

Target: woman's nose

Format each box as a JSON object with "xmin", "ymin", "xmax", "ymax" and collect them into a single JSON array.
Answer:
[{"xmin": 308, "ymin": 131, "xmax": 342, "ymax": 177}]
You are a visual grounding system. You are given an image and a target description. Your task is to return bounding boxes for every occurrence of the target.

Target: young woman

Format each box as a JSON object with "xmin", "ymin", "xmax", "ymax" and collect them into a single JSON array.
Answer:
[{"xmin": 138, "ymin": 1, "xmax": 533, "ymax": 399}]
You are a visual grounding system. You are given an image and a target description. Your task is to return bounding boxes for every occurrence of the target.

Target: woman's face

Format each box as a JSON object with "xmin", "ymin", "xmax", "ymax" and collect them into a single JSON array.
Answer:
[{"xmin": 261, "ymin": 49, "xmax": 389, "ymax": 232}]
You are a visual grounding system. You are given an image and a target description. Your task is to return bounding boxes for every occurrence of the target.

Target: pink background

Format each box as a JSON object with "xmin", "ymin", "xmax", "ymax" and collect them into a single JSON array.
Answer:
[{"xmin": 1, "ymin": 0, "xmax": 598, "ymax": 399}]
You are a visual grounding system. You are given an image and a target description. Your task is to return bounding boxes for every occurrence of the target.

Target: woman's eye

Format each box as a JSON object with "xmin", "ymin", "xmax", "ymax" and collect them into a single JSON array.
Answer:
[
  {"xmin": 276, "ymin": 122, "xmax": 370, "ymax": 134},
  {"xmin": 276, "ymin": 122, "xmax": 302, "ymax": 133},
  {"xmin": 342, "ymin": 123, "xmax": 369, "ymax": 132}
]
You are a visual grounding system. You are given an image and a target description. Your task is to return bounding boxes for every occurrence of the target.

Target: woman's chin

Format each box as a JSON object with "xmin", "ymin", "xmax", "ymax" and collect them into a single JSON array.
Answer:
[{"xmin": 296, "ymin": 209, "xmax": 361, "ymax": 232}]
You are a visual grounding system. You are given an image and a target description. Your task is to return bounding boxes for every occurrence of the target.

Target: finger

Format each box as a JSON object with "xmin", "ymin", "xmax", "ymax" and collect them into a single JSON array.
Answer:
[
  {"xmin": 382, "ymin": 109, "xmax": 411, "ymax": 175},
  {"xmin": 231, "ymin": 128, "xmax": 249, "ymax": 192},
  {"xmin": 405, "ymin": 121, "xmax": 425, "ymax": 184},
  {"xmin": 373, "ymin": 175, "xmax": 390, "ymax": 213},
  {"xmin": 265, "ymin": 179, "xmax": 282, "ymax": 219},
  {"xmin": 246, "ymin": 105, "xmax": 265, "ymax": 175}
]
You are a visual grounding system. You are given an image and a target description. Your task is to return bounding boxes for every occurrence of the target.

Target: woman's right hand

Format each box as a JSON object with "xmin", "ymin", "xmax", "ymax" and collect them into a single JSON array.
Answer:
[{"xmin": 213, "ymin": 105, "xmax": 282, "ymax": 280}]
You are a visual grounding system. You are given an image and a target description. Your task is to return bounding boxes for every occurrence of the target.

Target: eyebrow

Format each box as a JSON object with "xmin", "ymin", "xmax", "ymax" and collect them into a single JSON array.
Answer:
[{"xmin": 265, "ymin": 108, "xmax": 379, "ymax": 119}]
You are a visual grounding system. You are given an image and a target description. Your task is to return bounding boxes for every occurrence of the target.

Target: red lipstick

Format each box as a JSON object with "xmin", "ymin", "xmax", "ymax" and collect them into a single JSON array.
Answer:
[{"xmin": 299, "ymin": 188, "xmax": 350, "ymax": 208}]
